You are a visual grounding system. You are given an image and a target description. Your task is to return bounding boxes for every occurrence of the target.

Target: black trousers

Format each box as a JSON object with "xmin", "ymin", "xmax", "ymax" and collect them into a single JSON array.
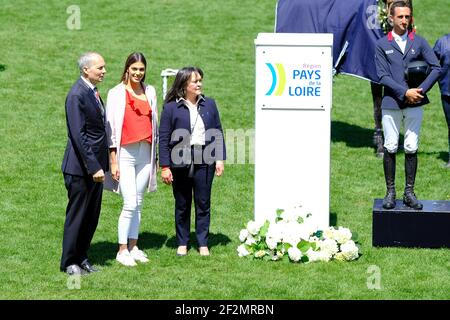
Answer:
[
  {"xmin": 60, "ymin": 174, "xmax": 103, "ymax": 271},
  {"xmin": 172, "ymin": 164, "xmax": 215, "ymax": 247}
]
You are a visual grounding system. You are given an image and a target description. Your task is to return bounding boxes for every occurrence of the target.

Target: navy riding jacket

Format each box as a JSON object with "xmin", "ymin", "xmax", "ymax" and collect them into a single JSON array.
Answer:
[{"xmin": 375, "ymin": 31, "xmax": 441, "ymax": 110}]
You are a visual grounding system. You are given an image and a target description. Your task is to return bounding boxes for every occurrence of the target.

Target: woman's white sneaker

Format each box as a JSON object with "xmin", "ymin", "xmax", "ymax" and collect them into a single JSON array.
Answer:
[
  {"xmin": 116, "ymin": 249, "xmax": 137, "ymax": 266},
  {"xmin": 130, "ymin": 247, "xmax": 149, "ymax": 263}
]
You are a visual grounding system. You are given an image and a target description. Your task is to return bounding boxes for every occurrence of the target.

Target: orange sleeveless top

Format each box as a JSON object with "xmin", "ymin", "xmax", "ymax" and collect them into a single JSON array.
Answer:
[{"xmin": 121, "ymin": 89, "xmax": 152, "ymax": 146}]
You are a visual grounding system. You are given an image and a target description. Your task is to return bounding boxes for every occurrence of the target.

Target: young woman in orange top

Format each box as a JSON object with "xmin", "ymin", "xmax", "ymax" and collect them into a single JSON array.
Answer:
[{"xmin": 105, "ymin": 52, "xmax": 158, "ymax": 266}]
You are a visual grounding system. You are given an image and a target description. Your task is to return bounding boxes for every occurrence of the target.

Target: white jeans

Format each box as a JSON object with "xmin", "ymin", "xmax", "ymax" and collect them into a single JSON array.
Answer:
[
  {"xmin": 382, "ymin": 107, "xmax": 423, "ymax": 153},
  {"xmin": 118, "ymin": 141, "xmax": 151, "ymax": 244}
]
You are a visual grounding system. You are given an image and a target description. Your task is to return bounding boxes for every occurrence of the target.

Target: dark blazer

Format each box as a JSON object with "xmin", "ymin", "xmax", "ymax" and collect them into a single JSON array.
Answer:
[
  {"xmin": 433, "ymin": 33, "xmax": 450, "ymax": 96},
  {"xmin": 375, "ymin": 32, "xmax": 441, "ymax": 110},
  {"xmin": 159, "ymin": 96, "xmax": 226, "ymax": 167},
  {"xmin": 61, "ymin": 78, "xmax": 109, "ymax": 176}
]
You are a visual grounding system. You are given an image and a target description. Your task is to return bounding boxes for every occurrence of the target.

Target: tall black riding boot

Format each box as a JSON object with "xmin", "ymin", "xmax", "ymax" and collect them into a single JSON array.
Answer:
[
  {"xmin": 403, "ymin": 152, "xmax": 423, "ymax": 210},
  {"xmin": 382, "ymin": 148, "xmax": 396, "ymax": 209}
]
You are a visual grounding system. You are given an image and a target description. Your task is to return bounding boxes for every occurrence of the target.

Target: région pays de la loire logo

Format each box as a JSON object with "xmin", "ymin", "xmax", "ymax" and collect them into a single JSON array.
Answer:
[{"xmin": 265, "ymin": 63, "xmax": 322, "ymax": 97}]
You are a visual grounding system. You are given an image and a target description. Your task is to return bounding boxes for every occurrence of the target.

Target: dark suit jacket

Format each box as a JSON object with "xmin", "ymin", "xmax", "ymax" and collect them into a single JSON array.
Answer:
[
  {"xmin": 433, "ymin": 33, "xmax": 450, "ymax": 96},
  {"xmin": 375, "ymin": 32, "xmax": 441, "ymax": 110},
  {"xmin": 61, "ymin": 78, "xmax": 109, "ymax": 176},
  {"xmin": 159, "ymin": 96, "xmax": 226, "ymax": 167}
]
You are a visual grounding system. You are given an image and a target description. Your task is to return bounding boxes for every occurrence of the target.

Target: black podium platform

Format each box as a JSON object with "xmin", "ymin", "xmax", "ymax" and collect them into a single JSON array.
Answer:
[{"xmin": 373, "ymin": 199, "xmax": 450, "ymax": 248}]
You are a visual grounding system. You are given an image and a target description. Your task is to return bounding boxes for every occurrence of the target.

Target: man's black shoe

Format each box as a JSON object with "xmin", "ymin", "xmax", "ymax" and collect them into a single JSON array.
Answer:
[
  {"xmin": 65, "ymin": 264, "xmax": 86, "ymax": 276},
  {"xmin": 80, "ymin": 259, "xmax": 99, "ymax": 273}
]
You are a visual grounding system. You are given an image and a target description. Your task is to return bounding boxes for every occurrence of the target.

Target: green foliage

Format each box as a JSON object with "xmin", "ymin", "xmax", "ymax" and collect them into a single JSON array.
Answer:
[
  {"xmin": 300, "ymin": 256, "xmax": 309, "ymax": 264},
  {"xmin": 0, "ymin": 0, "xmax": 449, "ymax": 300},
  {"xmin": 297, "ymin": 240, "xmax": 311, "ymax": 253},
  {"xmin": 259, "ymin": 221, "xmax": 270, "ymax": 238},
  {"xmin": 275, "ymin": 208, "xmax": 284, "ymax": 222}
]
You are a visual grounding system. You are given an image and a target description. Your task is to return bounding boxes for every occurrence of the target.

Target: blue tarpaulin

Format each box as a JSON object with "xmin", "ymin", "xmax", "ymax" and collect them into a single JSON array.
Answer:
[{"xmin": 275, "ymin": 0, "xmax": 384, "ymax": 83}]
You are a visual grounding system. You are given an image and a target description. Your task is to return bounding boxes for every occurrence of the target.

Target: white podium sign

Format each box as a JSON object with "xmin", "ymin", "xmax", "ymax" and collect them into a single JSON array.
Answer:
[{"xmin": 254, "ymin": 33, "xmax": 333, "ymax": 230}]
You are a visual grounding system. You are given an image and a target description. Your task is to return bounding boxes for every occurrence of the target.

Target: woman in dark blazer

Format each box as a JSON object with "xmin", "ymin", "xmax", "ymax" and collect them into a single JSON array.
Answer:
[{"xmin": 159, "ymin": 66, "xmax": 226, "ymax": 256}]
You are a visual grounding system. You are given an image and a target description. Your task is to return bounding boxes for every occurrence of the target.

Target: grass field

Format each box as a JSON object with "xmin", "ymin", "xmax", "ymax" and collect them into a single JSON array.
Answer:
[{"xmin": 0, "ymin": 0, "xmax": 449, "ymax": 300}]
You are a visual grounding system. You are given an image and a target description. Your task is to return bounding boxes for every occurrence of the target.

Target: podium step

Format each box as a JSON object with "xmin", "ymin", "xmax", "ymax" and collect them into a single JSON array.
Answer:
[{"xmin": 373, "ymin": 199, "xmax": 450, "ymax": 248}]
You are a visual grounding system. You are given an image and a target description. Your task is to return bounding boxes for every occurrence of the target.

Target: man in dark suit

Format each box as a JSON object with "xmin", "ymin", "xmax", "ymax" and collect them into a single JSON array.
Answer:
[
  {"xmin": 61, "ymin": 52, "xmax": 108, "ymax": 275},
  {"xmin": 375, "ymin": 1, "xmax": 440, "ymax": 210}
]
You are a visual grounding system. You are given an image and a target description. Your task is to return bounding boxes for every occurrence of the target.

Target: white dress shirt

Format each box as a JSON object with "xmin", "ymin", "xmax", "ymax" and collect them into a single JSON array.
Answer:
[
  {"xmin": 392, "ymin": 30, "xmax": 408, "ymax": 54},
  {"xmin": 180, "ymin": 97, "xmax": 206, "ymax": 146}
]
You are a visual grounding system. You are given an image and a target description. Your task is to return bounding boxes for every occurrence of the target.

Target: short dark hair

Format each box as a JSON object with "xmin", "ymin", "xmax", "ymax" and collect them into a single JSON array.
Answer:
[
  {"xmin": 390, "ymin": 1, "xmax": 412, "ymax": 16},
  {"xmin": 120, "ymin": 52, "xmax": 147, "ymax": 83},
  {"xmin": 164, "ymin": 66, "xmax": 204, "ymax": 104}
]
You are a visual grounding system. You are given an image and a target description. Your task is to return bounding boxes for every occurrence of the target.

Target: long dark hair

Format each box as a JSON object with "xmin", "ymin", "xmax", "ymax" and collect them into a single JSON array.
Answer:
[
  {"xmin": 120, "ymin": 52, "xmax": 147, "ymax": 83},
  {"xmin": 164, "ymin": 66, "xmax": 204, "ymax": 104}
]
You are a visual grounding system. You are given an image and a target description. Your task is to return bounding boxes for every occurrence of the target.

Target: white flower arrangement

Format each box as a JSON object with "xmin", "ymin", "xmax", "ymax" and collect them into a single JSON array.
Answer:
[{"xmin": 237, "ymin": 206, "xmax": 360, "ymax": 263}]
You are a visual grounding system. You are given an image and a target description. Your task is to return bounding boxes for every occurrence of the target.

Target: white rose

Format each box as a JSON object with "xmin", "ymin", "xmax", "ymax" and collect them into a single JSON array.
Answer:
[
  {"xmin": 334, "ymin": 252, "xmax": 346, "ymax": 261},
  {"xmin": 340, "ymin": 240, "xmax": 359, "ymax": 261},
  {"xmin": 239, "ymin": 229, "xmax": 249, "ymax": 242},
  {"xmin": 237, "ymin": 244, "xmax": 249, "ymax": 257},
  {"xmin": 266, "ymin": 236, "xmax": 278, "ymax": 250},
  {"xmin": 245, "ymin": 234, "xmax": 257, "ymax": 246},
  {"xmin": 334, "ymin": 227, "xmax": 352, "ymax": 244},
  {"xmin": 323, "ymin": 227, "xmax": 336, "ymax": 240},
  {"xmin": 319, "ymin": 238, "xmax": 339, "ymax": 257},
  {"xmin": 287, "ymin": 247, "xmax": 302, "ymax": 262},
  {"xmin": 305, "ymin": 248, "xmax": 319, "ymax": 263},
  {"xmin": 246, "ymin": 220, "xmax": 262, "ymax": 235},
  {"xmin": 305, "ymin": 248, "xmax": 331, "ymax": 262}
]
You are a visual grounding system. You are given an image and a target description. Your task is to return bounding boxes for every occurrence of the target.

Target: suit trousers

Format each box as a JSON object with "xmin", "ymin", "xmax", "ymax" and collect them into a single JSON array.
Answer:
[
  {"xmin": 60, "ymin": 174, "xmax": 103, "ymax": 271},
  {"xmin": 172, "ymin": 164, "xmax": 215, "ymax": 247}
]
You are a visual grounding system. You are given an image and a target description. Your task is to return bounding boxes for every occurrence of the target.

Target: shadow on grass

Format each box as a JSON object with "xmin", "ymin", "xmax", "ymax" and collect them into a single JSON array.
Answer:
[
  {"xmin": 0, "ymin": 64, "xmax": 5, "ymax": 72},
  {"xmin": 418, "ymin": 150, "xmax": 448, "ymax": 163},
  {"xmin": 137, "ymin": 231, "xmax": 168, "ymax": 250},
  {"xmin": 89, "ymin": 232, "xmax": 168, "ymax": 266},
  {"xmin": 331, "ymin": 120, "xmax": 407, "ymax": 154},
  {"xmin": 330, "ymin": 212, "xmax": 337, "ymax": 226},
  {"xmin": 436, "ymin": 151, "xmax": 448, "ymax": 163},
  {"xmin": 331, "ymin": 120, "xmax": 372, "ymax": 148},
  {"xmin": 89, "ymin": 241, "xmax": 116, "ymax": 266},
  {"xmin": 165, "ymin": 232, "xmax": 231, "ymax": 251}
]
